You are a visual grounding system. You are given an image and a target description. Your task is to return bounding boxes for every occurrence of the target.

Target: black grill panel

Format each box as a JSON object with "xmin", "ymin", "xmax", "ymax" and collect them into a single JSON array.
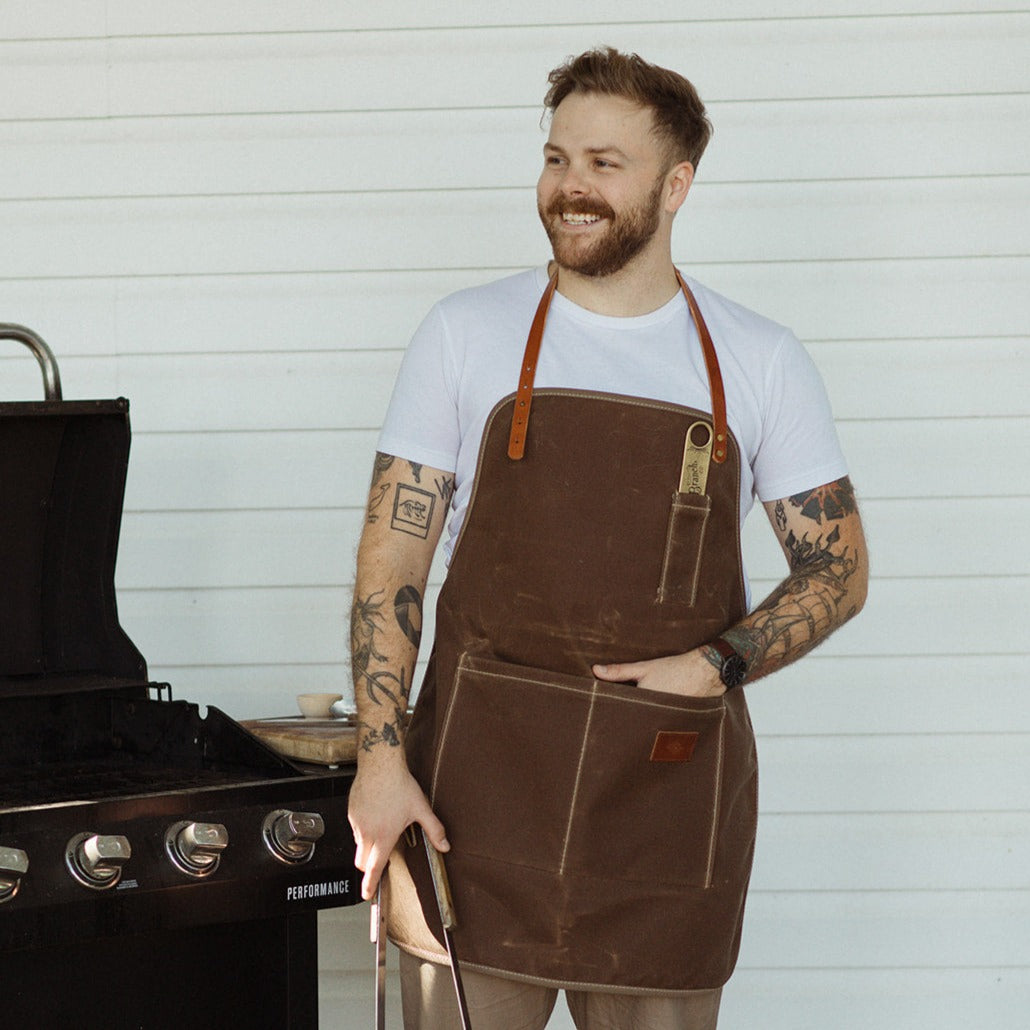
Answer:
[{"xmin": 0, "ymin": 346, "xmax": 359, "ymax": 1026}]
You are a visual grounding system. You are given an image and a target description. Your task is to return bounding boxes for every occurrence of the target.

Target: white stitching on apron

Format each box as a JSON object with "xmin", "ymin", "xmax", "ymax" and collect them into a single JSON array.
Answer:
[
  {"xmin": 559, "ymin": 682, "xmax": 598, "ymax": 877},
  {"xmin": 703, "ymin": 712, "xmax": 726, "ymax": 889}
]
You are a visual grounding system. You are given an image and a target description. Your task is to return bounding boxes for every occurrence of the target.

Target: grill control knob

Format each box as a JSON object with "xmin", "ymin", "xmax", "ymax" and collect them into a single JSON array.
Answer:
[
  {"xmin": 0, "ymin": 846, "xmax": 29, "ymax": 904},
  {"xmin": 165, "ymin": 821, "xmax": 229, "ymax": 878},
  {"xmin": 65, "ymin": 833, "xmax": 131, "ymax": 890},
  {"xmin": 262, "ymin": 810, "xmax": 325, "ymax": 865}
]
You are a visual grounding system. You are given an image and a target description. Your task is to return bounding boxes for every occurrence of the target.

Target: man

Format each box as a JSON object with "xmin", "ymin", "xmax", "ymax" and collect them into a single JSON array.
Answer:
[{"xmin": 348, "ymin": 47, "xmax": 867, "ymax": 1030}]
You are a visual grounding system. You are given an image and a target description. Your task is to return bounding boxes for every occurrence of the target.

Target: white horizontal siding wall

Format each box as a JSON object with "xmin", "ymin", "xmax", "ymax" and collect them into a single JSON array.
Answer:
[{"xmin": 0, "ymin": 3, "xmax": 1026, "ymax": 1027}]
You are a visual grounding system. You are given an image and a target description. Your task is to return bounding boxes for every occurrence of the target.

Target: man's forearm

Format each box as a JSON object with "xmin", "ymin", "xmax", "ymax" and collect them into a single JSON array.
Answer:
[
  {"xmin": 708, "ymin": 535, "xmax": 864, "ymax": 682},
  {"xmin": 706, "ymin": 477, "xmax": 868, "ymax": 685},
  {"xmin": 351, "ymin": 581, "xmax": 422, "ymax": 754},
  {"xmin": 350, "ymin": 452, "xmax": 450, "ymax": 757},
  {"xmin": 347, "ymin": 454, "xmax": 453, "ymax": 900}
]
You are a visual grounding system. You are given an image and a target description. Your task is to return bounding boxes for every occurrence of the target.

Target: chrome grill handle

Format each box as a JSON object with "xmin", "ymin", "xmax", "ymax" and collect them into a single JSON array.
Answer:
[{"xmin": 0, "ymin": 323, "xmax": 63, "ymax": 401}]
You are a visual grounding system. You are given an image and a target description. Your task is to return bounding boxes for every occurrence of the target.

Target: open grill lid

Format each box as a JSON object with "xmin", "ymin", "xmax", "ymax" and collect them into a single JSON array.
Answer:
[{"xmin": 1, "ymin": 326, "xmax": 147, "ymax": 698}]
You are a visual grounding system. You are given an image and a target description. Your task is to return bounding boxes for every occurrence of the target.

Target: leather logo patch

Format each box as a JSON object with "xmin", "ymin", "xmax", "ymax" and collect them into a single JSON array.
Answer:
[{"xmin": 650, "ymin": 730, "xmax": 700, "ymax": 763}]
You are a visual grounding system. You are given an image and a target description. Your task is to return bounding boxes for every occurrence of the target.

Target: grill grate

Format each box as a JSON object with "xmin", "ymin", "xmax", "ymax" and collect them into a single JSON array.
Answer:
[{"xmin": 1, "ymin": 756, "xmax": 276, "ymax": 808}]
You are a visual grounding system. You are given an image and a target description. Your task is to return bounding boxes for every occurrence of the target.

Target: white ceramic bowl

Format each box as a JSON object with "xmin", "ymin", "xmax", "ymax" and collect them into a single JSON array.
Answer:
[{"xmin": 296, "ymin": 692, "xmax": 343, "ymax": 719}]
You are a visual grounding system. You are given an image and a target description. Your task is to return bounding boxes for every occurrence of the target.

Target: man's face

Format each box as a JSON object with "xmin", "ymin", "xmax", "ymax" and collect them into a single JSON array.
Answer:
[{"xmin": 537, "ymin": 92, "xmax": 671, "ymax": 278}]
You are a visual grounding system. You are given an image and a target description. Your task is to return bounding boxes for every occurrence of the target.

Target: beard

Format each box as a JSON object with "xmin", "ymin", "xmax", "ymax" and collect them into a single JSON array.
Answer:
[{"xmin": 538, "ymin": 175, "xmax": 665, "ymax": 278}]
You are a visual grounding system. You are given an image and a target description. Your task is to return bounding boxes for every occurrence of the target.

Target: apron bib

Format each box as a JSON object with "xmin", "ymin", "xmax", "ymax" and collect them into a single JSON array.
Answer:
[{"xmin": 390, "ymin": 275, "xmax": 758, "ymax": 993}]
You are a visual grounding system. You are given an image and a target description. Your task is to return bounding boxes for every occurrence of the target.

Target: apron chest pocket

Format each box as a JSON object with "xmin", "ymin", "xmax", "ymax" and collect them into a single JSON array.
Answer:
[
  {"xmin": 657, "ymin": 491, "xmax": 711, "ymax": 606},
  {"xmin": 431, "ymin": 653, "xmax": 727, "ymax": 891}
]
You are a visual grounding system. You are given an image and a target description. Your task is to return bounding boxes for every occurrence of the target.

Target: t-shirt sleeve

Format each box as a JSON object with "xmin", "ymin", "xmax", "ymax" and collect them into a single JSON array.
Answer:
[
  {"xmin": 751, "ymin": 331, "xmax": 849, "ymax": 502},
  {"xmin": 377, "ymin": 304, "xmax": 461, "ymax": 473}
]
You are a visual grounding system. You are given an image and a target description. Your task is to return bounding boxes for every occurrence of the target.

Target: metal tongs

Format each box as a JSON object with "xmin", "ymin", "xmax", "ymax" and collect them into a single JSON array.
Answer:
[
  {"xmin": 372, "ymin": 829, "xmax": 472, "ymax": 1029},
  {"xmin": 372, "ymin": 875, "xmax": 388, "ymax": 1029},
  {"xmin": 422, "ymin": 832, "xmax": 472, "ymax": 1028}
]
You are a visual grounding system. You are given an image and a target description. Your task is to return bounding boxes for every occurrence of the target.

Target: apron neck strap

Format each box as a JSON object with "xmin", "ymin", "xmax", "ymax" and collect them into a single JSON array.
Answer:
[
  {"xmin": 507, "ymin": 269, "xmax": 729, "ymax": 462},
  {"xmin": 674, "ymin": 268, "xmax": 729, "ymax": 465}
]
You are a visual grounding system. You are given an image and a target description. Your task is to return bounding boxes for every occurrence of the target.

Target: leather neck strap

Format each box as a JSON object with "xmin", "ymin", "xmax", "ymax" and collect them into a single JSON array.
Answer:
[
  {"xmin": 507, "ymin": 273, "xmax": 557, "ymax": 461},
  {"xmin": 507, "ymin": 270, "xmax": 729, "ymax": 463},
  {"xmin": 675, "ymin": 268, "xmax": 728, "ymax": 465}
]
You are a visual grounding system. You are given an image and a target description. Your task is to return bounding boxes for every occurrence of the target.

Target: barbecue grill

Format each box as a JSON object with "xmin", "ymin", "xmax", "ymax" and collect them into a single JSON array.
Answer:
[{"xmin": 0, "ymin": 326, "xmax": 360, "ymax": 1027}]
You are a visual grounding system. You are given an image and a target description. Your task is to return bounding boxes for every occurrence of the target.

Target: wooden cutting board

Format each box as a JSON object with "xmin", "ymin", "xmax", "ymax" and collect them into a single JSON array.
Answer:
[{"xmin": 241, "ymin": 718, "xmax": 359, "ymax": 766}]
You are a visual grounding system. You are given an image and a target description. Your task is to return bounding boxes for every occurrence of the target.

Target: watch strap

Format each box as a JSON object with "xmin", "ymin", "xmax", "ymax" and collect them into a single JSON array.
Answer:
[{"xmin": 709, "ymin": 637, "xmax": 738, "ymax": 663}]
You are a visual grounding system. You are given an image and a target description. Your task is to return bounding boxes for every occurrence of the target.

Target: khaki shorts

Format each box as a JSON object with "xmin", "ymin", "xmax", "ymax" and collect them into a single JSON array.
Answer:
[{"xmin": 399, "ymin": 951, "xmax": 722, "ymax": 1030}]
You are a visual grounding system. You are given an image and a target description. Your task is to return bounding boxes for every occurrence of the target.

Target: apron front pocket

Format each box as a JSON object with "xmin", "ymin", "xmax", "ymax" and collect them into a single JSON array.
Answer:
[
  {"xmin": 430, "ymin": 654, "xmax": 726, "ymax": 889},
  {"xmin": 657, "ymin": 491, "xmax": 711, "ymax": 606},
  {"xmin": 430, "ymin": 654, "xmax": 597, "ymax": 874},
  {"xmin": 561, "ymin": 683, "xmax": 726, "ymax": 889}
]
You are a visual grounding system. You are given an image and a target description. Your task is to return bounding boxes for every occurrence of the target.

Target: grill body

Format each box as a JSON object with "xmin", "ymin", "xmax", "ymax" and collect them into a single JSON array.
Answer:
[{"xmin": 0, "ymin": 385, "xmax": 359, "ymax": 1027}]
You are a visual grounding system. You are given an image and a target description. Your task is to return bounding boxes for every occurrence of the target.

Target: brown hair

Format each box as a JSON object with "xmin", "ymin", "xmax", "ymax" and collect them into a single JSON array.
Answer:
[{"xmin": 543, "ymin": 46, "xmax": 713, "ymax": 170}]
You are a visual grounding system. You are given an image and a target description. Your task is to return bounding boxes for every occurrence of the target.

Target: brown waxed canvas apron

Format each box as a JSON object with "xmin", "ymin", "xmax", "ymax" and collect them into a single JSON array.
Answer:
[{"xmin": 388, "ymin": 273, "xmax": 758, "ymax": 993}]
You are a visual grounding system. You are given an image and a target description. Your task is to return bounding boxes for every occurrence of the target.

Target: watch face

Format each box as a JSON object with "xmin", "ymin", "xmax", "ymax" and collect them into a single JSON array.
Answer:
[{"xmin": 720, "ymin": 654, "xmax": 747, "ymax": 688}]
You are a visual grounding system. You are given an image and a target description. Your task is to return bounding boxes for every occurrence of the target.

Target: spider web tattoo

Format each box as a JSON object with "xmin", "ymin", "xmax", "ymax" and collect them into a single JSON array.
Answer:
[{"xmin": 728, "ymin": 524, "xmax": 860, "ymax": 671}]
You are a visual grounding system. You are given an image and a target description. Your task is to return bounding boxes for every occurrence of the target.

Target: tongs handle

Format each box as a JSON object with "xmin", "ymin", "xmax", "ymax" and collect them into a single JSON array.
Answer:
[
  {"xmin": 419, "ymin": 829, "xmax": 472, "ymax": 1029},
  {"xmin": 424, "ymin": 837, "xmax": 457, "ymax": 931}
]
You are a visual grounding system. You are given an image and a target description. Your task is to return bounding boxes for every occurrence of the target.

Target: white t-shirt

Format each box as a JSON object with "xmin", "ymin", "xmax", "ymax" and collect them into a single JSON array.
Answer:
[{"xmin": 379, "ymin": 267, "xmax": 848, "ymax": 569}]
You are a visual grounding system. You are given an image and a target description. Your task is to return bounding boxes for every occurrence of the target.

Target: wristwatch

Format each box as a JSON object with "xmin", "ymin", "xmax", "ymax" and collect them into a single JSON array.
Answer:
[{"xmin": 709, "ymin": 637, "xmax": 748, "ymax": 689}]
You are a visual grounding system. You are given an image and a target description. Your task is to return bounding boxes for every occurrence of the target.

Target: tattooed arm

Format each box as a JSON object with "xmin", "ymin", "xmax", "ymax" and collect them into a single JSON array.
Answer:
[
  {"xmin": 593, "ymin": 476, "xmax": 868, "ymax": 696},
  {"xmin": 347, "ymin": 451, "xmax": 456, "ymax": 900},
  {"xmin": 709, "ymin": 476, "xmax": 868, "ymax": 683}
]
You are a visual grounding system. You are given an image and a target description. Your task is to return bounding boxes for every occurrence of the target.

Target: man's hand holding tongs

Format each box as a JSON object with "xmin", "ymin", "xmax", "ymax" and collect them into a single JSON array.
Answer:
[{"xmin": 348, "ymin": 756, "xmax": 450, "ymax": 901}]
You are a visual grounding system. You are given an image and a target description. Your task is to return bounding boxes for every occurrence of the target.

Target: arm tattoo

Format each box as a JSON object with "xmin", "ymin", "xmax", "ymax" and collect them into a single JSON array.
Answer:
[
  {"xmin": 434, "ymin": 474, "xmax": 456, "ymax": 505},
  {"xmin": 357, "ymin": 679, "xmax": 406, "ymax": 752},
  {"xmin": 391, "ymin": 484, "xmax": 436, "ymax": 538},
  {"xmin": 787, "ymin": 476, "xmax": 857, "ymax": 524},
  {"xmin": 366, "ymin": 483, "xmax": 390, "ymax": 523},
  {"xmin": 711, "ymin": 478, "xmax": 862, "ymax": 681},
  {"xmin": 351, "ymin": 590, "xmax": 405, "ymax": 705},
  {"xmin": 372, "ymin": 452, "xmax": 394, "ymax": 488},
  {"xmin": 366, "ymin": 452, "xmax": 395, "ymax": 524},
  {"xmin": 358, "ymin": 687, "xmax": 405, "ymax": 750},
  {"xmin": 351, "ymin": 590, "xmax": 410, "ymax": 750},
  {"xmin": 394, "ymin": 584, "xmax": 423, "ymax": 648},
  {"xmin": 408, "ymin": 461, "xmax": 423, "ymax": 483},
  {"xmin": 724, "ymin": 523, "xmax": 861, "ymax": 675}
]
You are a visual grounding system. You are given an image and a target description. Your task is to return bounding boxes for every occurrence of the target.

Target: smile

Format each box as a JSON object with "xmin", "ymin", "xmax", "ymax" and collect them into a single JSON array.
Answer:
[{"xmin": 561, "ymin": 213, "xmax": 603, "ymax": 225}]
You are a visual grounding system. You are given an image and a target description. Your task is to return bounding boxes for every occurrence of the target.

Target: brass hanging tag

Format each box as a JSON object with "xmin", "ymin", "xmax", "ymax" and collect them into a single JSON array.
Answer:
[{"xmin": 679, "ymin": 421, "xmax": 713, "ymax": 495}]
